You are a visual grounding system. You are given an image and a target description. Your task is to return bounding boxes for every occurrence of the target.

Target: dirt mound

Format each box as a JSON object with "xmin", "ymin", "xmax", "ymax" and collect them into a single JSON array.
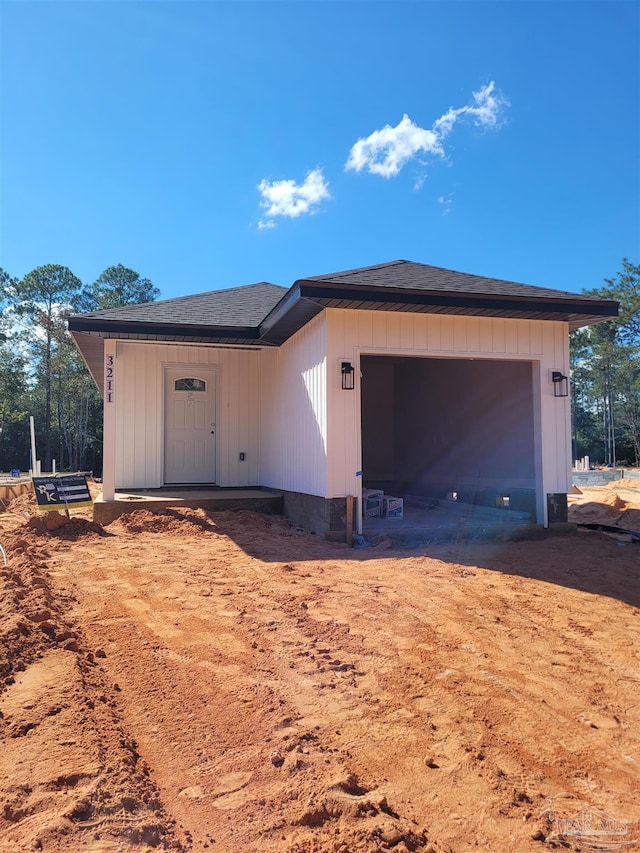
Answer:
[
  {"xmin": 601, "ymin": 493, "xmax": 627, "ymax": 510},
  {"xmin": 288, "ymin": 771, "xmax": 430, "ymax": 851},
  {"xmin": 21, "ymin": 514, "xmax": 108, "ymax": 540},
  {"xmin": 112, "ymin": 507, "xmax": 218, "ymax": 535},
  {"xmin": 572, "ymin": 489, "xmax": 627, "ymax": 509},
  {"xmin": 0, "ymin": 533, "xmax": 75, "ymax": 682},
  {"xmin": 568, "ymin": 490, "xmax": 627, "ymax": 525},
  {"xmin": 0, "ymin": 531, "xmax": 183, "ymax": 851},
  {"xmin": 618, "ymin": 506, "xmax": 640, "ymax": 530},
  {"xmin": 609, "ymin": 477, "xmax": 640, "ymax": 490},
  {"xmin": 5, "ymin": 490, "xmax": 37, "ymax": 514},
  {"xmin": 111, "ymin": 507, "xmax": 307, "ymax": 543},
  {"xmin": 568, "ymin": 477, "xmax": 640, "ymax": 533}
]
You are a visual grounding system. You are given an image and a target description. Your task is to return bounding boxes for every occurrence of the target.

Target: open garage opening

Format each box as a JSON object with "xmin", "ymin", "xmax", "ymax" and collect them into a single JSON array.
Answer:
[{"xmin": 360, "ymin": 355, "xmax": 540, "ymax": 526}]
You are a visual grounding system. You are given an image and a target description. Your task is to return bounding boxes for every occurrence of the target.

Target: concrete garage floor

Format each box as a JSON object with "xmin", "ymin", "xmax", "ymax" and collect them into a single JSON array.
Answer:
[{"xmin": 361, "ymin": 498, "xmax": 555, "ymax": 544}]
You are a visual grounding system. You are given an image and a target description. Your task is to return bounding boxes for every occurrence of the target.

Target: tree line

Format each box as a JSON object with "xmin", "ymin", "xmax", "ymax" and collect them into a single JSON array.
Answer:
[
  {"xmin": 570, "ymin": 258, "xmax": 640, "ymax": 467},
  {"xmin": 1, "ymin": 259, "xmax": 638, "ymax": 476},
  {"xmin": 0, "ymin": 264, "xmax": 158, "ymax": 474}
]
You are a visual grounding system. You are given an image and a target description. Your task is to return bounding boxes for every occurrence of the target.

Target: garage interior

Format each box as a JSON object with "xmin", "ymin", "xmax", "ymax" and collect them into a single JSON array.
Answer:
[{"xmin": 360, "ymin": 355, "xmax": 540, "ymax": 532}]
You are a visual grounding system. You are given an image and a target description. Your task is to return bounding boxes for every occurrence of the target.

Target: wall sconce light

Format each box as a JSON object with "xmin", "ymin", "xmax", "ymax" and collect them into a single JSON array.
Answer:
[
  {"xmin": 552, "ymin": 371, "xmax": 569, "ymax": 397},
  {"xmin": 341, "ymin": 361, "xmax": 355, "ymax": 390}
]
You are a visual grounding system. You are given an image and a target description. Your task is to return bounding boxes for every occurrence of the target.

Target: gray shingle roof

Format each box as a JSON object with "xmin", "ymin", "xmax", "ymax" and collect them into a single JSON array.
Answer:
[
  {"xmin": 73, "ymin": 282, "xmax": 286, "ymax": 328},
  {"xmin": 70, "ymin": 261, "xmax": 618, "ymax": 391},
  {"xmin": 300, "ymin": 260, "xmax": 603, "ymax": 302},
  {"xmin": 257, "ymin": 259, "xmax": 618, "ymax": 344}
]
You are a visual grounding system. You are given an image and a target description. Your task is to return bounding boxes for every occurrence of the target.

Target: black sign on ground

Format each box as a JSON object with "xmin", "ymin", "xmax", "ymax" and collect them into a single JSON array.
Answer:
[{"xmin": 32, "ymin": 475, "xmax": 93, "ymax": 513}]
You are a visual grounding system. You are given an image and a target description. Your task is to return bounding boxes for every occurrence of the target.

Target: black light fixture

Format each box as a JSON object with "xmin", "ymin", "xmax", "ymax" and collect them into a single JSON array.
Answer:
[
  {"xmin": 341, "ymin": 361, "xmax": 355, "ymax": 390},
  {"xmin": 552, "ymin": 371, "xmax": 569, "ymax": 397}
]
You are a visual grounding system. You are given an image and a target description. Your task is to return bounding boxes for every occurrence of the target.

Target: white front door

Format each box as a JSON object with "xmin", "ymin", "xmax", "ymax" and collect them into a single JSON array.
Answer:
[{"xmin": 164, "ymin": 368, "xmax": 216, "ymax": 484}]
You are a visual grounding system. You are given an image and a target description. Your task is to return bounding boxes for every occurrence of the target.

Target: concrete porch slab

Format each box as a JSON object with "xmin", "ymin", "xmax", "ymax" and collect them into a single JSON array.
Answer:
[{"xmin": 94, "ymin": 487, "xmax": 283, "ymax": 525}]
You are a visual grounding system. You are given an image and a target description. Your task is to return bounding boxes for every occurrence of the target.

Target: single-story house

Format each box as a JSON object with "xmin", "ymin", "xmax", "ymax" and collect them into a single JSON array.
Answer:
[{"xmin": 69, "ymin": 260, "xmax": 618, "ymax": 538}]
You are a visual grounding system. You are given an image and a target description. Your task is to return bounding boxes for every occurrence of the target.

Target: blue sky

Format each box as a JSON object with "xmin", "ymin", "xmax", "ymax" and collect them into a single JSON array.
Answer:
[{"xmin": 1, "ymin": 1, "xmax": 638, "ymax": 300}]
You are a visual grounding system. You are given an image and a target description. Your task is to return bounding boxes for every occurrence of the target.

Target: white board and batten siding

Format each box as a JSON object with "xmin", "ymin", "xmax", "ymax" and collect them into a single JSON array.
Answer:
[
  {"xmin": 112, "ymin": 341, "xmax": 261, "ymax": 489},
  {"xmin": 325, "ymin": 308, "xmax": 572, "ymax": 521},
  {"xmin": 108, "ymin": 307, "xmax": 572, "ymax": 526},
  {"xmin": 258, "ymin": 313, "xmax": 328, "ymax": 498}
]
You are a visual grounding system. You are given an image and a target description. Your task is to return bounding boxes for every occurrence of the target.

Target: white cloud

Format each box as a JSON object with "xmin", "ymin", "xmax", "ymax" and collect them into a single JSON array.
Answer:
[
  {"xmin": 257, "ymin": 168, "xmax": 330, "ymax": 227},
  {"xmin": 469, "ymin": 81, "xmax": 507, "ymax": 128},
  {"xmin": 345, "ymin": 115, "xmax": 443, "ymax": 179},
  {"xmin": 346, "ymin": 82, "xmax": 508, "ymax": 179},
  {"xmin": 434, "ymin": 81, "xmax": 508, "ymax": 136}
]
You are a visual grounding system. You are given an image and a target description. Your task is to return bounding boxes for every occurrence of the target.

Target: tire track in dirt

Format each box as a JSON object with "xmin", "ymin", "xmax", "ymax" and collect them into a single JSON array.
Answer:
[{"xmin": 64, "ymin": 533, "xmax": 432, "ymax": 851}]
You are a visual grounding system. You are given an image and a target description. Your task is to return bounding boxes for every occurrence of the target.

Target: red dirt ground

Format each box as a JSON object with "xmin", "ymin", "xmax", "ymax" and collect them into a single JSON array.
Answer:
[{"xmin": 0, "ymin": 481, "xmax": 639, "ymax": 852}]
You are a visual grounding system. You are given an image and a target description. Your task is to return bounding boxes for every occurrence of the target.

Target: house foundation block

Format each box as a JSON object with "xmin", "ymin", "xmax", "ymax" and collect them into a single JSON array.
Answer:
[{"xmin": 281, "ymin": 491, "xmax": 348, "ymax": 540}]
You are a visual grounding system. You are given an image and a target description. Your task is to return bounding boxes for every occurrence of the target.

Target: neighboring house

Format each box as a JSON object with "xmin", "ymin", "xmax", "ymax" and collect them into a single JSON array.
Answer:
[{"xmin": 69, "ymin": 260, "xmax": 618, "ymax": 538}]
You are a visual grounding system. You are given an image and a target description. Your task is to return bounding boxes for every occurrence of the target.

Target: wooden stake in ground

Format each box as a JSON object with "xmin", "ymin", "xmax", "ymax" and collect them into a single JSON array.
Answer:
[{"xmin": 346, "ymin": 494, "xmax": 354, "ymax": 545}]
